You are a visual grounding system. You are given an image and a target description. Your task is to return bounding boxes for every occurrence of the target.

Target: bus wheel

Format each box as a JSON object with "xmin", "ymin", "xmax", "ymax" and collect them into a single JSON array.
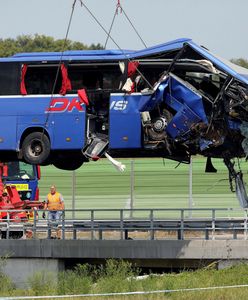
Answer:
[{"xmin": 22, "ymin": 132, "xmax": 50, "ymax": 164}]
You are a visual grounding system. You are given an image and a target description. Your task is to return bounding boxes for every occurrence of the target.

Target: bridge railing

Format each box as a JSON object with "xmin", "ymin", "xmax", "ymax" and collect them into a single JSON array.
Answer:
[{"xmin": 0, "ymin": 208, "xmax": 248, "ymax": 240}]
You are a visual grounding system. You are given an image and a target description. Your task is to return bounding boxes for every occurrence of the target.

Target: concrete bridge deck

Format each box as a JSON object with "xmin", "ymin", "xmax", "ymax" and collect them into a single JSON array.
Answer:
[
  {"xmin": 1, "ymin": 207, "xmax": 248, "ymax": 287},
  {"xmin": 1, "ymin": 239, "xmax": 248, "ymax": 287}
]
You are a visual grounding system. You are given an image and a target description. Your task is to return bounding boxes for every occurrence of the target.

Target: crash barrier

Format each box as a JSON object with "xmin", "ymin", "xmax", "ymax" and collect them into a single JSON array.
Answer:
[{"xmin": 0, "ymin": 208, "xmax": 248, "ymax": 240}]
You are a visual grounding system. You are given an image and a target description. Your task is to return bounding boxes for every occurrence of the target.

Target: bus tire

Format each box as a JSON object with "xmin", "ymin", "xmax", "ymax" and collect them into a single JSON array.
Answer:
[{"xmin": 22, "ymin": 132, "xmax": 50, "ymax": 164}]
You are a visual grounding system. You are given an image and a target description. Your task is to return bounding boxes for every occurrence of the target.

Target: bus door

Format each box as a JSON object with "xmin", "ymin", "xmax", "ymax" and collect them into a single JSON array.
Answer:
[{"xmin": 109, "ymin": 93, "xmax": 143, "ymax": 149}]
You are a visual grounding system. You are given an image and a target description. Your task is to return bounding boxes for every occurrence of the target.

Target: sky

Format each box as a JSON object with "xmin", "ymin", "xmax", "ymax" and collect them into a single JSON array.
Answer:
[{"xmin": 0, "ymin": 0, "xmax": 247, "ymax": 60}]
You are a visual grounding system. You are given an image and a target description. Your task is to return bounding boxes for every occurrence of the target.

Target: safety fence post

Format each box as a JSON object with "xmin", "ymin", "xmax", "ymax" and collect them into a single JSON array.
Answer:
[
  {"xmin": 33, "ymin": 211, "xmax": 37, "ymax": 239},
  {"xmin": 150, "ymin": 209, "xmax": 154, "ymax": 240},
  {"xmin": 244, "ymin": 210, "xmax": 248, "ymax": 240},
  {"xmin": 90, "ymin": 210, "xmax": 94, "ymax": 240},
  {"xmin": 178, "ymin": 209, "xmax": 184, "ymax": 240},
  {"xmin": 188, "ymin": 156, "xmax": 193, "ymax": 218},
  {"xmin": 6, "ymin": 211, "xmax": 10, "ymax": 239},
  {"xmin": 130, "ymin": 160, "xmax": 134, "ymax": 219},
  {"xmin": 72, "ymin": 170, "xmax": 76, "ymax": 219},
  {"xmin": 211, "ymin": 209, "xmax": 216, "ymax": 240},
  {"xmin": 120, "ymin": 209, "xmax": 124, "ymax": 240},
  {"xmin": 62, "ymin": 211, "xmax": 65, "ymax": 240}
]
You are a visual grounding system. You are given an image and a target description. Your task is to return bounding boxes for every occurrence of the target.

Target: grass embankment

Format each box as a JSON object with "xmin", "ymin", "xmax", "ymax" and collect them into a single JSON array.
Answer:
[
  {"xmin": 2, "ymin": 260, "xmax": 248, "ymax": 299},
  {"xmin": 40, "ymin": 157, "xmax": 239, "ymax": 198},
  {"xmin": 39, "ymin": 157, "xmax": 248, "ymax": 218}
]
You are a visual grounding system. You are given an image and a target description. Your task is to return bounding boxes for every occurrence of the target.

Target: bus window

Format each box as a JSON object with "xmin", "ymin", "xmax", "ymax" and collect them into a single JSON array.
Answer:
[
  {"xmin": 0, "ymin": 62, "xmax": 20, "ymax": 95},
  {"xmin": 25, "ymin": 65, "xmax": 62, "ymax": 94},
  {"xmin": 68, "ymin": 63, "xmax": 123, "ymax": 92}
]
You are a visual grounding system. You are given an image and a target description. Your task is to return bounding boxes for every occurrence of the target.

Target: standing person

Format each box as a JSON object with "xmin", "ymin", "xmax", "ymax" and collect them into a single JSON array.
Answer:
[{"xmin": 44, "ymin": 185, "xmax": 65, "ymax": 239}]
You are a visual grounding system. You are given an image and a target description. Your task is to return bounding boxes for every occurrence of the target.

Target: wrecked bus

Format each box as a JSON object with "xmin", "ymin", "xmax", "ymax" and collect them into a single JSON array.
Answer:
[{"xmin": 0, "ymin": 38, "xmax": 248, "ymax": 205}]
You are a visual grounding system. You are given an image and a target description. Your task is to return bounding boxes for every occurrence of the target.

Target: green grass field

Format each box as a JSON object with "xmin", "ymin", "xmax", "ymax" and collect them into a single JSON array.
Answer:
[
  {"xmin": 38, "ymin": 156, "xmax": 248, "ymax": 218},
  {"xmin": 4, "ymin": 260, "xmax": 248, "ymax": 299}
]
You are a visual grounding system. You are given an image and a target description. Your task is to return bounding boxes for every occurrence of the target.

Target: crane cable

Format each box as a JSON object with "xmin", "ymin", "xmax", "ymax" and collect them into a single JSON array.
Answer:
[
  {"xmin": 43, "ymin": 0, "xmax": 78, "ymax": 135},
  {"xmin": 104, "ymin": 1, "xmax": 120, "ymax": 49},
  {"xmin": 121, "ymin": 5, "xmax": 147, "ymax": 48},
  {"xmin": 104, "ymin": 0, "xmax": 147, "ymax": 49},
  {"xmin": 79, "ymin": 1, "xmax": 153, "ymax": 90},
  {"xmin": 42, "ymin": 0, "xmax": 152, "ymax": 149}
]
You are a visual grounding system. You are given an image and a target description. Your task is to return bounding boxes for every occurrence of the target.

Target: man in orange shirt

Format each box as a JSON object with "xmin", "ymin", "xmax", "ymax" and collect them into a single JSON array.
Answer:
[{"xmin": 44, "ymin": 185, "xmax": 64, "ymax": 239}]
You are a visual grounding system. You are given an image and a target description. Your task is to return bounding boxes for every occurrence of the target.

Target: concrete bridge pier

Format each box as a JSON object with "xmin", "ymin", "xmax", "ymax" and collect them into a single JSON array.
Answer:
[{"xmin": 2, "ymin": 258, "xmax": 64, "ymax": 288}]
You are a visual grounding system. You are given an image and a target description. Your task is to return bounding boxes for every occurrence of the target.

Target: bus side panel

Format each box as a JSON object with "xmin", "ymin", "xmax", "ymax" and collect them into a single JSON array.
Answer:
[
  {"xmin": 15, "ymin": 95, "xmax": 85, "ymax": 150},
  {"xmin": 0, "ymin": 96, "xmax": 22, "ymax": 150},
  {"xmin": 0, "ymin": 116, "xmax": 17, "ymax": 150},
  {"xmin": 109, "ymin": 94, "xmax": 142, "ymax": 149},
  {"xmin": 13, "ymin": 96, "xmax": 52, "ymax": 150},
  {"xmin": 52, "ymin": 112, "xmax": 86, "ymax": 149}
]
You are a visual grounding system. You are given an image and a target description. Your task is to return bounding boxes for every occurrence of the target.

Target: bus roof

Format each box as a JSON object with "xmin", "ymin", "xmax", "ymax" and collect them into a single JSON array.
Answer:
[
  {"xmin": 1, "ymin": 37, "xmax": 247, "ymax": 85},
  {"xmin": 0, "ymin": 38, "xmax": 191, "ymax": 62}
]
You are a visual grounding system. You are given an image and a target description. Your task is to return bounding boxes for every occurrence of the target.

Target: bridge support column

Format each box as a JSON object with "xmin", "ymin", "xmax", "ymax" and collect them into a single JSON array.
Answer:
[
  {"xmin": 2, "ymin": 258, "xmax": 64, "ymax": 288},
  {"xmin": 217, "ymin": 259, "xmax": 247, "ymax": 270}
]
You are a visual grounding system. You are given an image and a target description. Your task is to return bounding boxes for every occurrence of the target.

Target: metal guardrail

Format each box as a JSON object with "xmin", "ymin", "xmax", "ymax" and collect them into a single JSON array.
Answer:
[{"xmin": 0, "ymin": 208, "xmax": 248, "ymax": 240}]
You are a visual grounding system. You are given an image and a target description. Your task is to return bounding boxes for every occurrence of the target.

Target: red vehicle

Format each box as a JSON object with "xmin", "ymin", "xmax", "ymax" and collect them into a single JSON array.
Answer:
[
  {"xmin": 0, "ymin": 163, "xmax": 43, "ymax": 238},
  {"xmin": 3, "ymin": 161, "xmax": 40, "ymax": 201}
]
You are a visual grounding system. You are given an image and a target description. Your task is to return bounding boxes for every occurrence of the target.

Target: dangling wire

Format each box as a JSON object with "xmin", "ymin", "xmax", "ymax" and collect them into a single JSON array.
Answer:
[{"xmin": 80, "ymin": 1, "xmax": 153, "ymax": 90}]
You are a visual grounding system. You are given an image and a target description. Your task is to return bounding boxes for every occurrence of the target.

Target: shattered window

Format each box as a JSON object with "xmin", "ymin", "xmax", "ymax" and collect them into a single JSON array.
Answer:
[
  {"xmin": 138, "ymin": 64, "xmax": 166, "ymax": 87},
  {"xmin": 185, "ymin": 72, "xmax": 221, "ymax": 98}
]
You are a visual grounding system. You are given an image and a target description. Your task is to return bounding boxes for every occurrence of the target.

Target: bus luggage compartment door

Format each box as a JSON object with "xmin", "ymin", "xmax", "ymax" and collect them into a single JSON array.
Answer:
[
  {"xmin": 49, "ymin": 96, "xmax": 86, "ymax": 150},
  {"xmin": 109, "ymin": 94, "xmax": 142, "ymax": 149}
]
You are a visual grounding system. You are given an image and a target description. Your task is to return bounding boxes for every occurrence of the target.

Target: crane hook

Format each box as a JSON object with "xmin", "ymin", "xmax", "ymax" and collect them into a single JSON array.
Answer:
[{"xmin": 116, "ymin": 0, "xmax": 122, "ymax": 14}]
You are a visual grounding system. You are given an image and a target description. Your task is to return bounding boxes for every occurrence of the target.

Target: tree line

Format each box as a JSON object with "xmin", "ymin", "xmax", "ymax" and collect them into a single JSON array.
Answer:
[
  {"xmin": 231, "ymin": 58, "xmax": 248, "ymax": 69},
  {"xmin": 0, "ymin": 34, "xmax": 103, "ymax": 57},
  {"xmin": 0, "ymin": 34, "xmax": 247, "ymax": 69}
]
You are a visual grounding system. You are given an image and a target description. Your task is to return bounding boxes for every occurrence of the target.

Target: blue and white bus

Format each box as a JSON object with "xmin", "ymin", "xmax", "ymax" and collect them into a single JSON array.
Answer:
[{"xmin": 0, "ymin": 38, "xmax": 248, "ymax": 173}]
